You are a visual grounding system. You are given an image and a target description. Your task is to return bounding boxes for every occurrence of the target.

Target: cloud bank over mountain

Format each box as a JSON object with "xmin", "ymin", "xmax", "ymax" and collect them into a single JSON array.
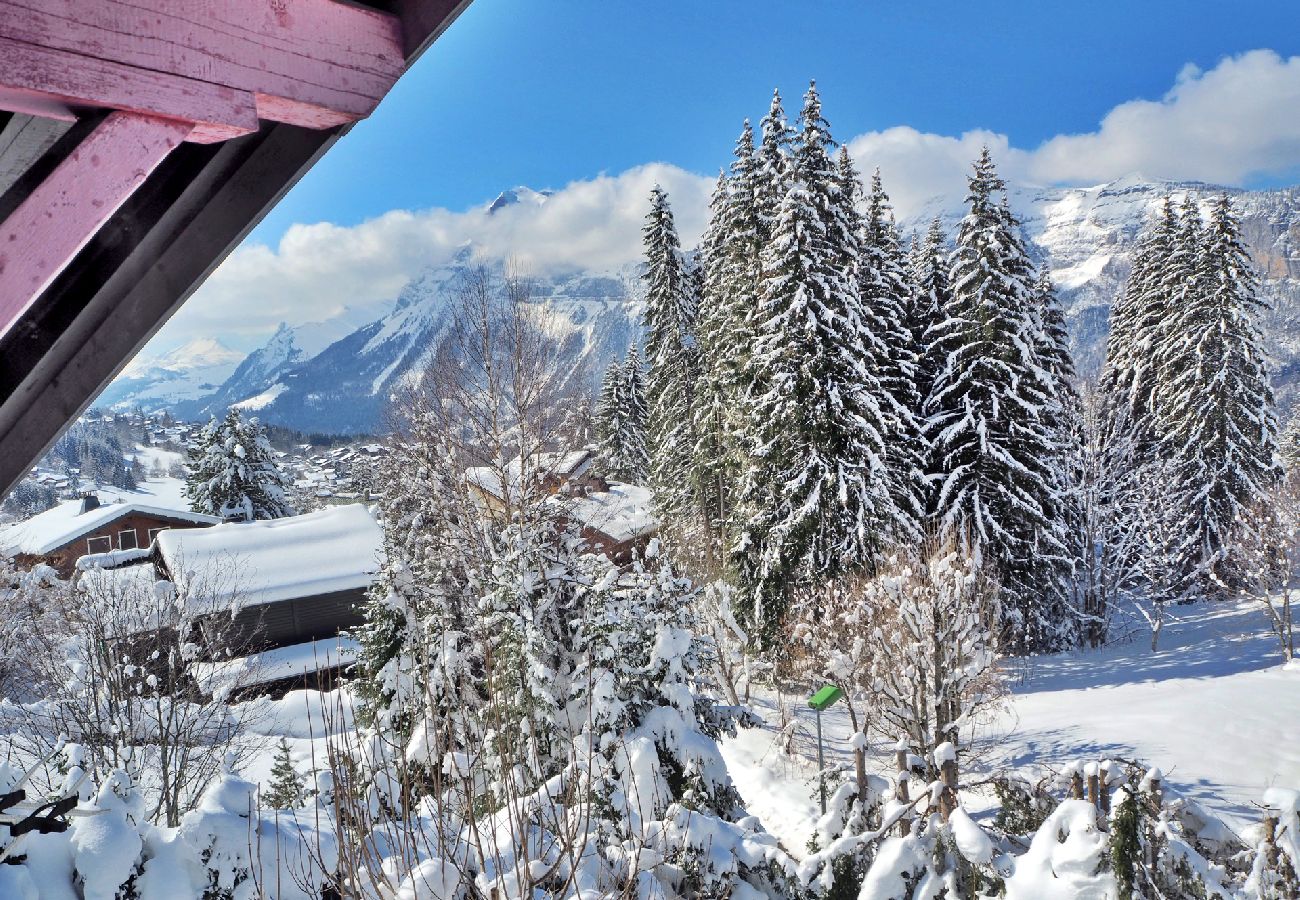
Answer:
[{"xmin": 158, "ymin": 50, "xmax": 1300, "ymax": 353}]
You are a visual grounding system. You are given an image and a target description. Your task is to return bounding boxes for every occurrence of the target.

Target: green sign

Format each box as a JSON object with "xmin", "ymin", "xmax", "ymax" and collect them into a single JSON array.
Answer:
[{"xmin": 808, "ymin": 684, "xmax": 843, "ymax": 711}]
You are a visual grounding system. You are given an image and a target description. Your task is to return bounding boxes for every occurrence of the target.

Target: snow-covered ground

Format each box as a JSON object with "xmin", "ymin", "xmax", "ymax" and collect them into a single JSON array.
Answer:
[
  {"xmin": 720, "ymin": 598, "xmax": 1297, "ymax": 856},
  {"xmin": 96, "ymin": 473, "xmax": 189, "ymax": 509}
]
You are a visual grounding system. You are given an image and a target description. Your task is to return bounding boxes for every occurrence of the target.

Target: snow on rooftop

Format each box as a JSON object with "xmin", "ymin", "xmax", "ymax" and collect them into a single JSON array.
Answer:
[
  {"xmin": 566, "ymin": 481, "xmax": 657, "ymax": 544},
  {"xmin": 156, "ymin": 503, "xmax": 383, "ymax": 611},
  {"xmin": 0, "ymin": 498, "xmax": 221, "ymax": 557},
  {"xmin": 466, "ymin": 449, "xmax": 596, "ymax": 502},
  {"xmin": 191, "ymin": 636, "xmax": 359, "ymax": 698}
]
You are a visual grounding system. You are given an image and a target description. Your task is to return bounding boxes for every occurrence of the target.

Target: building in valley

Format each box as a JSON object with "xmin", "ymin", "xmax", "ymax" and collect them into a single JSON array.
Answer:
[{"xmin": 0, "ymin": 494, "xmax": 221, "ymax": 577}]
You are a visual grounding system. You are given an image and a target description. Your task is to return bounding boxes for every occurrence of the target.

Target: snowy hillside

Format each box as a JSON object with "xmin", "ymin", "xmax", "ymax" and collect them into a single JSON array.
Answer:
[
  {"xmin": 170, "ymin": 306, "xmax": 382, "ymax": 422},
  {"xmin": 102, "ymin": 177, "xmax": 1300, "ymax": 433},
  {"xmin": 97, "ymin": 338, "xmax": 245, "ymax": 413}
]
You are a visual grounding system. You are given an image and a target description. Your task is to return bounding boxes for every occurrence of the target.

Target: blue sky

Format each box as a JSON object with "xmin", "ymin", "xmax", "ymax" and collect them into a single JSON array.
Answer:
[
  {"xmin": 250, "ymin": 0, "xmax": 1300, "ymax": 246},
  {"xmin": 146, "ymin": 0, "xmax": 1300, "ymax": 355}
]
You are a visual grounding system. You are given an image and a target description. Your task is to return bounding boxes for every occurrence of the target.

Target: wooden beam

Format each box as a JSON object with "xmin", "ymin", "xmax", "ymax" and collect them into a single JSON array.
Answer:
[
  {"xmin": 0, "ymin": 111, "xmax": 191, "ymax": 339},
  {"xmin": 0, "ymin": 37, "xmax": 258, "ymax": 143},
  {"xmin": 0, "ymin": 0, "xmax": 405, "ymax": 131}
]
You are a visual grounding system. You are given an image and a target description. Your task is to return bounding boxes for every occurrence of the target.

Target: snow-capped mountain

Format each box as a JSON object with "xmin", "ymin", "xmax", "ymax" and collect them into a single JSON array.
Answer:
[
  {"xmin": 206, "ymin": 253, "xmax": 642, "ymax": 434},
  {"xmin": 902, "ymin": 177, "xmax": 1300, "ymax": 389},
  {"xmin": 101, "ymin": 178, "xmax": 1300, "ymax": 433},
  {"xmin": 170, "ymin": 306, "xmax": 382, "ymax": 423},
  {"xmin": 98, "ymin": 338, "xmax": 246, "ymax": 412}
]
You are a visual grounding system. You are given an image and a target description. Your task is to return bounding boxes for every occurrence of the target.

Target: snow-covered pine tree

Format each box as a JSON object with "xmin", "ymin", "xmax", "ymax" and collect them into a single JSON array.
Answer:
[
  {"xmin": 1158, "ymin": 194, "xmax": 1281, "ymax": 600},
  {"xmin": 690, "ymin": 123, "xmax": 770, "ymax": 567},
  {"xmin": 595, "ymin": 358, "xmax": 622, "ymax": 454},
  {"xmin": 1120, "ymin": 196, "xmax": 1181, "ymax": 457},
  {"xmin": 352, "ymin": 420, "xmax": 482, "ymax": 745},
  {"xmin": 1149, "ymin": 195, "xmax": 1211, "ymax": 435},
  {"xmin": 755, "ymin": 89, "xmax": 793, "ymax": 233},
  {"xmin": 733, "ymin": 82, "xmax": 890, "ymax": 646},
  {"xmin": 925, "ymin": 148, "xmax": 1069, "ymax": 654},
  {"xmin": 853, "ymin": 160, "xmax": 924, "ymax": 540},
  {"xmin": 908, "ymin": 217, "xmax": 953, "ymax": 518},
  {"xmin": 620, "ymin": 343, "xmax": 649, "ymax": 482},
  {"xmin": 642, "ymin": 187, "xmax": 701, "ymax": 543},
  {"xmin": 691, "ymin": 173, "xmax": 738, "ymax": 565},
  {"xmin": 183, "ymin": 408, "xmax": 292, "ymax": 521}
]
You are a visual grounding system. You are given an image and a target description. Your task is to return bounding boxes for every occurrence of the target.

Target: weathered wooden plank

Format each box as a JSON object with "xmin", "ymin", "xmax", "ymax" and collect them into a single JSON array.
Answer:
[
  {"xmin": 0, "ymin": 37, "xmax": 258, "ymax": 143},
  {"xmin": 0, "ymin": 112, "xmax": 191, "ymax": 339},
  {"xmin": 0, "ymin": 0, "xmax": 405, "ymax": 129}
]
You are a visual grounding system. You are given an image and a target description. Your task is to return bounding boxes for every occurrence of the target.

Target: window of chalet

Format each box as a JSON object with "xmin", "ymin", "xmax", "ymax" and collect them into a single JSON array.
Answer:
[
  {"xmin": 86, "ymin": 536, "xmax": 111, "ymax": 555},
  {"xmin": 147, "ymin": 527, "xmax": 167, "ymax": 545},
  {"xmin": 118, "ymin": 529, "xmax": 139, "ymax": 551}
]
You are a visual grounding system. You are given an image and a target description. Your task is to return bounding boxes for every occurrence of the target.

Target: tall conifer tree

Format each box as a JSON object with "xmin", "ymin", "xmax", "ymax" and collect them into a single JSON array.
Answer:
[
  {"xmin": 734, "ymin": 83, "xmax": 890, "ymax": 644},
  {"xmin": 641, "ymin": 187, "xmax": 700, "ymax": 531},
  {"xmin": 925, "ymin": 148, "xmax": 1069, "ymax": 653},
  {"xmin": 1159, "ymin": 195, "xmax": 1281, "ymax": 598}
]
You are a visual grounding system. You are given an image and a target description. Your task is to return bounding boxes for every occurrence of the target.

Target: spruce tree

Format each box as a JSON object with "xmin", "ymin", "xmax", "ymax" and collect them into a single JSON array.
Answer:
[
  {"xmin": 620, "ymin": 343, "xmax": 649, "ymax": 482},
  {"xmin": 1121, "ymin": 197, "xmax": 1181, "ymax": 455},
  {"xmin": 642, "ymin": 186, "xmax": 701, "ymax": 532},
  {"xmin": 853, "ymin": 160, "xmax": 925, "ymax": 539},
  {"xmin": 692, "ymin": 172, "xmax": 738, "ymax": 556},
  {"xmin": 734, "ymin": 82, "xmax": 890, "ymax": 645},
  {"xmin": 1159, "ymin": 194, "xmax": 1281, "ymax": 599},
  {"xmin": 595, "ymin": 359, "xmax": 622, "ymax": 455},
  {"xmin": 755, "ymin": 89, "xmax": 793, "ymax": 232},
  {"xmin": 184, "ymin": 409, "xmax": 292, "ymax": 521},
  {"xmin": 263, "ymin": 739, "xmax": 302, "ymax": 809},
  {"xmin": 925, "ymin": 148, "xmax": 1068, "ymax": 653},
  {"xmin": 909, "ymin": 218, "xmax": 952, "ymax": 429}
]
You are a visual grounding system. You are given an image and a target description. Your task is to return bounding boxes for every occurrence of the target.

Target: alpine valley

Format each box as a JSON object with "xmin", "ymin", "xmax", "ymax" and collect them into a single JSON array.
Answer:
[{"xmin": 107, "ymin": 177, "xmax": 1300, "ymax": 434}]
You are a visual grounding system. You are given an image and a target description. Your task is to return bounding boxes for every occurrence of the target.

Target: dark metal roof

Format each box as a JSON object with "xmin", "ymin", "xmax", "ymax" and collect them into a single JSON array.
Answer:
[{"xmin": 0, "ymin": 0, "xmax": 471, "ymax": 499}]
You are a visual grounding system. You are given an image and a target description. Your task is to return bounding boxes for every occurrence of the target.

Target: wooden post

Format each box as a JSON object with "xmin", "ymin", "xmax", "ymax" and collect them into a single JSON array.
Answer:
[
  {"xmin": 1098, "ymin": 760, "xmax": 1112, "ymax": 815},
  {"xmin": 1070, "ymin": 766, "xmax": 1085, "ymax": 800},
  {"xmin": 1085, "ymin": 762, "xmax": 1100, "ymax": 809},
  {"xmin": 895, "ymin": 740, "xmax": 911, "ymax": 837},
  {"xmin": 935, "ymin": 741, "xmax": 958, "ymax": 822}
]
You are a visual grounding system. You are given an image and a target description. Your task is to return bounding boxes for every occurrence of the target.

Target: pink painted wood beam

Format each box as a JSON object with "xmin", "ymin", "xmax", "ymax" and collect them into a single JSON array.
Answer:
[
  {"xmin": 0, "ymin": 0, "xmax": 405, "ymax": 133},
  {"xmin": 0, "ymin": 36, "xmax": 258, "ymax": 144},
  {"xmin": 0, "ymin": 112, "xmax": 191, "ymax": 338}
]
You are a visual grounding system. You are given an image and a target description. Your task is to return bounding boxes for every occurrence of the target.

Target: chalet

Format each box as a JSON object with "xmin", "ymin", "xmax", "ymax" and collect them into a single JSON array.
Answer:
[
  {"xmin": 0, "ymin": 494, "xmax": 221, "ymax": 577},
  {"xmin": 153, "ymin": 503, "xmax": 384, "ymax": 693},
  {"xmin": 466, "ymin": 449, "xmax": 658, "ymax": 564}
]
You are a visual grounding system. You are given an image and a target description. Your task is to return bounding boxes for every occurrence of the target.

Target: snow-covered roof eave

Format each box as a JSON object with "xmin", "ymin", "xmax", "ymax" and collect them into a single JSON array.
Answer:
[{"xmin": 1, "ymin": 501, "xmax": 223, "ymax": 557}]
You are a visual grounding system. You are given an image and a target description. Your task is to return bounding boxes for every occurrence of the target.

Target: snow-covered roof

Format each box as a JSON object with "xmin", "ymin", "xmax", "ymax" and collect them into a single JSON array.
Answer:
[
  {"xmin": 466, "ymin": 448, "xmax": 597, "ymax": 502},
  {"xmin": 190, "ymin": 636, "xmax": 359, "ymax": 697},
  {"xmin": 0, "ymin": 499, "xmax": 221, "ymax": 557},
  {"xmin": 155, "ymin": 503, "xmax": 384, "ymax": 610},
  {"xmin": 566, "ymin": 482, "xmax": 658, "ymax": 544}
]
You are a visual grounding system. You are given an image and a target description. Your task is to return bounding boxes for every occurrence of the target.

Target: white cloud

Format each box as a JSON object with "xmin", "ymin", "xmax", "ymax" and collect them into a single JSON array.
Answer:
[
  {"xmin": 155, "ymin": 50, "xmax": 1300, "ymax": 355},
  {"xmin": 158, "ymin": 163, "xmax": 711, "ymax": 352},
  {"xmin": 1027, "ymin": 50, "xmax": 1300, "ymax": 186}
]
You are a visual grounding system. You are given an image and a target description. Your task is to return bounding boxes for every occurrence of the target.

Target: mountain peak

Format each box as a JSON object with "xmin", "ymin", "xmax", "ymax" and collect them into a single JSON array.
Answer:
[{"xmin": 488, "ymin": 186, "xmax": 554, "ymax": 214}]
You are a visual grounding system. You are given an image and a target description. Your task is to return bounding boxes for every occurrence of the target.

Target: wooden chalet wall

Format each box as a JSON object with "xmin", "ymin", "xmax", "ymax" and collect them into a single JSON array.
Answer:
[
  {"xmin": 211, "ymin": 587, "xmax": 369, "ymax": 655},
  {"xmin": 28, "ymin": 510, "xmax": 212, "ymax": 577}
]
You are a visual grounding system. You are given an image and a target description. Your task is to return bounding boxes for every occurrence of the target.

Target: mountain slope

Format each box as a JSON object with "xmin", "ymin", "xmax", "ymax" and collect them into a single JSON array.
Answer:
[{"xmin": 98, "ymin": 338, "xmax": 245, "ymax": 412}]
